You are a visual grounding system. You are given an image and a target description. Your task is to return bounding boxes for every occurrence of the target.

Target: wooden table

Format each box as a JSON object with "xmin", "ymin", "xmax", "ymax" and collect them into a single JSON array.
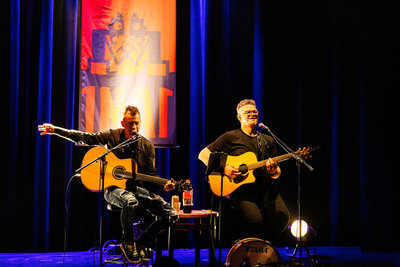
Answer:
[{"xmin": 168, "ymin": 210, "xmax": 219, "ymax": 267}]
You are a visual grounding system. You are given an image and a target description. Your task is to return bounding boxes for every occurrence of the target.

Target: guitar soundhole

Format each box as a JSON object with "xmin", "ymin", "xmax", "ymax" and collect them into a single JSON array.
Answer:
[
  {"xmin": 113, "ymin": 166, "xmax": 126, "ymax": 180},
  {"xmin": 235, "ymin": 164, "xmax": 249, "ymax": 183},
  {"xmin": 238, "ymin": 164, "xmax": 248, "ymax": 175}
]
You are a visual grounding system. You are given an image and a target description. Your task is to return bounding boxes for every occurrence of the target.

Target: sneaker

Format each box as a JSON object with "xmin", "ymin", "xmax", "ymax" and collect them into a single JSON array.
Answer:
[
  {"xmin": 120, "ymin": 241, "xmax": 141, "ymax": 263},
  {"xmin": 137, "ymin": 244, "xmax": 153, "ymax": 262}
]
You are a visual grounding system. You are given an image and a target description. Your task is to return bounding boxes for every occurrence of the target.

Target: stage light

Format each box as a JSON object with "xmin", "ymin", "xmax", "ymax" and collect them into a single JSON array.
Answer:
[{"xmin": 290, "ymin": 219, "xmax": 308, "ymax": 238}]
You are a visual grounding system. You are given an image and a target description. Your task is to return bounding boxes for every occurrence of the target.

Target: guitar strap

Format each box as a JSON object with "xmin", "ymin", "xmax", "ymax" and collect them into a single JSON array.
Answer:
[{"xmin": 256, "ymin": 132, "xmax": 265, "ymax": 160}]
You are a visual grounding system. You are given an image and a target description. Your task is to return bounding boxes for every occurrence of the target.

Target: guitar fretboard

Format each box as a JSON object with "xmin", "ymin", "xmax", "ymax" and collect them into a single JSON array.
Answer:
[
  {"xmin": 247, "ymin": 152, "xmax": 294, "ymax": 171},
  {"xmin": 114, "ymin": 169, "xmax": 168, "ymax": 186}
]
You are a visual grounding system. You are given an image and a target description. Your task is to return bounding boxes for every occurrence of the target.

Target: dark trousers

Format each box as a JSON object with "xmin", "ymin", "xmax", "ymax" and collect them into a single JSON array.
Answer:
[{"xmin": 231, "ymin": 185, "xmax": 290, "ymax": 241}]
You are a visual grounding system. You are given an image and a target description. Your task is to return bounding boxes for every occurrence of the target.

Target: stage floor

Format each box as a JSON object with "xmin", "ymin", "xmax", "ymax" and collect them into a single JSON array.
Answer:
[{"xmin": 1, "ymin": 247, "xmax": 400, "ymax": 266}]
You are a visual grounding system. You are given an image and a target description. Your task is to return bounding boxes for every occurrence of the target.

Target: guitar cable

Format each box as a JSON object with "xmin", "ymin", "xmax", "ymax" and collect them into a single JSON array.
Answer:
[{"xmin": 63, "ymin": 173, "xmax": 81, "ymax": 266}]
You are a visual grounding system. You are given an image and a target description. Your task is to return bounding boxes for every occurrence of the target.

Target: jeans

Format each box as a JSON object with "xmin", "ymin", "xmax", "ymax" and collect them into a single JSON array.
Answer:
[{"xmin": 104, "ymin": 186, "xmax": 179, "ymax": 244}]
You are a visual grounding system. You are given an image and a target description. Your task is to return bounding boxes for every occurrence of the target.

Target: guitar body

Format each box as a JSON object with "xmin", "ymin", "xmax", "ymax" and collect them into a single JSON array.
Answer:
[
  {"xmin": 208, "ymin": 152, "xmax": 258, "ymax": 197},
  {"xmin": 207, "ymin": 147, "xmax": 315, "ymax": 197},
  {"xmin": 81, "ymin": 146, "xmax": 133, "ymax": 192}
]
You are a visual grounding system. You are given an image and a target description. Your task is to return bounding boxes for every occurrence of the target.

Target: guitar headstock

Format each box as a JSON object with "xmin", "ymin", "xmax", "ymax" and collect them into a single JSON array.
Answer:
[
  {"xmin": 173, "ymin": 178, "xmax": 192, "ymax": 193},
  {"xmin": 295, "ymin": 146, "xmax": 319, "ymax": 159}
]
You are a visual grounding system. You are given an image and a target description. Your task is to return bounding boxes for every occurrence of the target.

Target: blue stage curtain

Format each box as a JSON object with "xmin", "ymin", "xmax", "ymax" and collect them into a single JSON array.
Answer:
[
  {"xmin": 189, "ymin": 0, "xmax": 208, "ymax": 211},
  {"xmin": 7, "ymin": 0, "xmax": 78, "ymax": 252},
  {"xmin": 32, "ymin": 0, "xmax": 54, "ymax": 251},
  {"xmin": 252, "ymin": 0, "xmax": 264, "ymax": 123}
]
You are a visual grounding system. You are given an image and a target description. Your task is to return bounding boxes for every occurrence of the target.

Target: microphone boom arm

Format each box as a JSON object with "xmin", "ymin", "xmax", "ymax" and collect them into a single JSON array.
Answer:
[{"xmin": 258, "ymin": 123, "xmax": 313, "ymax": 171}]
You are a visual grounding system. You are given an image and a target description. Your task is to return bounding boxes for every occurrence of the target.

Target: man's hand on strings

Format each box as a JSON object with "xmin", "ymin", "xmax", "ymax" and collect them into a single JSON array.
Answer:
[{"xmin": 224, "ymin": 165, "xmax": 241, "ymax": 180}]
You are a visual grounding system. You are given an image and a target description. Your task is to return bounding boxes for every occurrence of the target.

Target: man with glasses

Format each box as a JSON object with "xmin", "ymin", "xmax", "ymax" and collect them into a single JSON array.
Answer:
[{"xmin": 198, "ymin": 99, "xmax": 289, "ymax": 242}]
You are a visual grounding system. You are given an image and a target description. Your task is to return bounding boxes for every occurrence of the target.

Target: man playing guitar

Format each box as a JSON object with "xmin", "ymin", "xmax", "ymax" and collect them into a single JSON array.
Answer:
[
  {"xmin": 198, "ymin": 99, "xmax": 290, "ymax": 241},
  {"xmin": 38, "ymin": 106, "xmax": 178, "ymax": 263}
]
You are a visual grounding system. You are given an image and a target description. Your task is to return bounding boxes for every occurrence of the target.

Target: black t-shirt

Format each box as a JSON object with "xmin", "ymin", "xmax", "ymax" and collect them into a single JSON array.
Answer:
[{"xmin": 207, "ymin": 128, "xmax": 277, "ymax": 194}]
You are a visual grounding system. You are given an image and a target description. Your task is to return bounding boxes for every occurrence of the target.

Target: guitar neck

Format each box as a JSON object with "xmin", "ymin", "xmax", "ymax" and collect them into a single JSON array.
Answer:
[
  {"xmin": 247, "ymin": 152, "xmax": 294, "ymax": 171},
  {"xmin": 136, "ymin": 173, "xmax": 168, "ymax": 186},
  {"xmin": 117, "ymin": 170, "xmax": 168, "ymax": 186}
]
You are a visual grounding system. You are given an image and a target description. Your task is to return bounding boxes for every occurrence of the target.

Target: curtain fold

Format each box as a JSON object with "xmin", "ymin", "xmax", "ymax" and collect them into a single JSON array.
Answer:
[
  {"xmin": 7, "ymin": 0, "xmax": 78, "ymax": 252},
  {"xmin": 7, "ymin": 0, "xmax": 20, "ymax": 251},
  {"xmin": 252, "ymin": 0, "xmax": 264, "ymax": 123},
  {"xmin": 33, "ymin": 0, "xmax": 53, "ymax": 251},
  {"xmin": 189, "ymin": 0, "xmax": 208, "ymax": 210}
]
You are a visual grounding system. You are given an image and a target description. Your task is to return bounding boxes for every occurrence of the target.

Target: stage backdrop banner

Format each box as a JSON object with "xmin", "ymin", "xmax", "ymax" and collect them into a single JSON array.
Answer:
[{"xmin": 80, "ymin": 0, "xmax": 176, "ymax": 146}]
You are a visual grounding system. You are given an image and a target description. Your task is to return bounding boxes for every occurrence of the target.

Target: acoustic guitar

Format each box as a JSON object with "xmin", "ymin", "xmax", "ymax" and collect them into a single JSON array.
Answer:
[
  {"xmin": 208, "ymin": 147, "xmax": 314, "ymax": 196},
  {"xmin": 80, "ymin": 146, "xmax": 184, "ymax": 192}
]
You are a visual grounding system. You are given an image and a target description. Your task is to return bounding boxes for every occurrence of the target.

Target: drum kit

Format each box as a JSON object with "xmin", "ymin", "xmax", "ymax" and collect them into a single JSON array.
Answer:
[
  {"xmin": 225, "ymin": 237, "xmax": 282, "ymax": 267},
  {"xmin": 224, "ymin": 237, "xmax": 317, "ymax": 267}
]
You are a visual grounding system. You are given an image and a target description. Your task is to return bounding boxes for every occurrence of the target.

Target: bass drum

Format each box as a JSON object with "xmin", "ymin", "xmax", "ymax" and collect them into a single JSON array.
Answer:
[{"xmin": 226, "ymin": 237, "xmax": 281, "ymax": 267}]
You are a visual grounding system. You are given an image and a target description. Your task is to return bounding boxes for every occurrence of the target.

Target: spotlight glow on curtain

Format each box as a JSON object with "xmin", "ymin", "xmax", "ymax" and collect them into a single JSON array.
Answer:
[{"xmin": 80, "ymin": 0, "xmax": 176, "ymax": 146}]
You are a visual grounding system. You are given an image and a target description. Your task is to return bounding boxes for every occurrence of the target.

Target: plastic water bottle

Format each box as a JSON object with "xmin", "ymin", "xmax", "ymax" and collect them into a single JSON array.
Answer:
[{"xmin": 171, "ymin": 195, "xmax": 180, "ymax": 213}]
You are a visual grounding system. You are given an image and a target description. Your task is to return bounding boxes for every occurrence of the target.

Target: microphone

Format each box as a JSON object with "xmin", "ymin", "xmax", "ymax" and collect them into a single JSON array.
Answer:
[
  {"xmin": 130, "ymin": 130, "xmax": 141, "ymax": 142},
  {"xmin": 258, "ymin": 123, "xmax": 270, "ymax": 132}
]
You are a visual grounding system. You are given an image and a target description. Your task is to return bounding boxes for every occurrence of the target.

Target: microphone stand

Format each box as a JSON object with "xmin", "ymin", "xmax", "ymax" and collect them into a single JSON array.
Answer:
[
  {"xmin": 259, "ymin": 124, "xmax": 316, "ymax": 267},
  {"xmin": 75, "ymin": 134, "xmax": 141, "ymax": 267}
]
